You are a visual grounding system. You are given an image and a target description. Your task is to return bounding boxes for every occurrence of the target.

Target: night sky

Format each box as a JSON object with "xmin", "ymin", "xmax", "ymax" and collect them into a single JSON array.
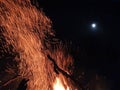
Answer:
[{"xmin": 37, "ymin": 0, "xmax": 120, "ymax": 89}]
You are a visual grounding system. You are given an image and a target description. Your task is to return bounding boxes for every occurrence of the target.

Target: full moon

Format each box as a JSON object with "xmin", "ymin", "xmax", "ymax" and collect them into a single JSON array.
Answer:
[{"xmin": 91, "ymin": 23, "xmax": 96, "ymax": 28}]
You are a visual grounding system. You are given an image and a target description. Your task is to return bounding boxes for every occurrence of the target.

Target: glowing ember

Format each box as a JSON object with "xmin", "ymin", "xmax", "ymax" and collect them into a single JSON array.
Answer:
[{"xmin": 53, "ymin": 77, "xmax": 70, "ymax": 90}]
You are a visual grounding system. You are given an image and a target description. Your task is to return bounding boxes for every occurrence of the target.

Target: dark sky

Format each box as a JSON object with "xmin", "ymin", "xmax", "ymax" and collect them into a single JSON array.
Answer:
[{"xmin": 37, "ymin": 0, "xmax": 120, "ymax": 89}]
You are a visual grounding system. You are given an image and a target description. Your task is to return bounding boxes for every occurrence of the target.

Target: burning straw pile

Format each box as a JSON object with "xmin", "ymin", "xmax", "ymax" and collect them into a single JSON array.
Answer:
[{"xmin": 0, "ymin": 0, "xmax": 79, "ymax": 90}]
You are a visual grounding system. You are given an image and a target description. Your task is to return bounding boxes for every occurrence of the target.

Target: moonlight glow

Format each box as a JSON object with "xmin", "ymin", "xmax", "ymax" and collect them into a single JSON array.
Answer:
[{"xmin": 91, "ymin": 23, "xmax": 96, "ymax": 28}]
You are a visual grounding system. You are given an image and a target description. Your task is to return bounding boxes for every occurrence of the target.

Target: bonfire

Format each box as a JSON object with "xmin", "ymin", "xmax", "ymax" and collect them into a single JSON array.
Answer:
[
  {"xmin": 0, "ymin": 0, "xmax": 110, "ymax": 90},
  {"xmin": 0, "ymin": 0, "xmax": 79, "ymax": 90}
]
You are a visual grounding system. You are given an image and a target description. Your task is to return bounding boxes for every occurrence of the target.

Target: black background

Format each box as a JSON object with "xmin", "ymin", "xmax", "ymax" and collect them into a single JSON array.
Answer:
[{"xmin": 37, "ymin": 0, "xmax": 120, "ymax": 89}]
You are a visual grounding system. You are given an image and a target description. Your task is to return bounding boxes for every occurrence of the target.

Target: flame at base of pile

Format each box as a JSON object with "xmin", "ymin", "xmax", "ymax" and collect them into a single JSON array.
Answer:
[
  {"xmin": 54, "ymin": 77, "xmax": 69, "ymax": 90},
  {"xmin": 53, "ymin": 74, "xmax": 70, "ymax": 90}
]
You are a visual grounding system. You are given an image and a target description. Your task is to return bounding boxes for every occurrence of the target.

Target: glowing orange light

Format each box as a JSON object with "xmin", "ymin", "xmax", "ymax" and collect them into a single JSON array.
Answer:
[
  {"xmin": 53, "ymin": 77, "xmax": 70, "ymax": 90},
  {"xmin": 0, "ymin": 0, "xmax": 74, "ymax": 90}
]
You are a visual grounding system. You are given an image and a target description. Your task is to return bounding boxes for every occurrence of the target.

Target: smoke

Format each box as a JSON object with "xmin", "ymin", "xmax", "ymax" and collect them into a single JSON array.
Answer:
[{"xmin": 0, "ymin": 0, "xmax": 75, "ymax": 90}]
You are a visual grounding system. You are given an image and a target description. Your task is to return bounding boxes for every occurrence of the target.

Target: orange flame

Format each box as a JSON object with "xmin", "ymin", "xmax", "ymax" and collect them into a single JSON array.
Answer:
[{"xmin": 53, "ymin": 77, "xmax": 70, "ymax": 90}]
